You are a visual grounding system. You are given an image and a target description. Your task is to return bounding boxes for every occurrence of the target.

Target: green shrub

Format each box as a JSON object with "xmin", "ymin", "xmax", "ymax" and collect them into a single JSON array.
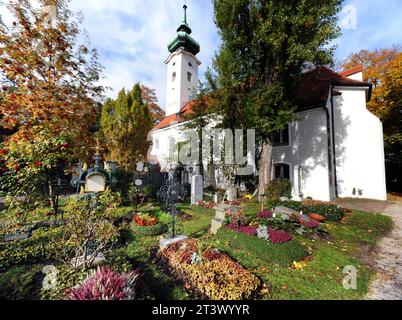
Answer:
[
  {"xmin": 283, "ymin": 200, "xmax": 345, "ymax": 222},
  {"xmin": 0, "ymin": 227, "xmax": 69, "ymax": 272},
  {"xmin": 216, "ymin": 227, "xmax": 307, "ymax": 267},
  {"xmin": 130, "ymin": 222, "xmax": 166, "ymax": 236},
  {"xmin": 265, "ymin": 179, "xmax": 292, "ymax": 201},
  {"xmin": 155, "ymin": 211, "xmax": 173, "ymax": 226},
  {"xmin": 0, "ymin": 264, "xmax": 43, "ymax": 300}
]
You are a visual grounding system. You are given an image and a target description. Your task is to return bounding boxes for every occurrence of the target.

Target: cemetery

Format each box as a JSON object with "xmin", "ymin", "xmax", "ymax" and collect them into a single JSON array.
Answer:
[
  {"xmin": 0, "ymin": 147, "xmax": 394, "ymax": 300},
  {"xmin": 0, "ymin": 0, "xmax": 400, "ymax": 302}
]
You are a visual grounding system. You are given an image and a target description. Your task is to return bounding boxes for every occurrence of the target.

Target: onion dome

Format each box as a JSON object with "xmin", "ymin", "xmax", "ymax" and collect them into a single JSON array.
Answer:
[{"xmin": 168, "ymin": 5, "xmax": 200, "ymax": 56}]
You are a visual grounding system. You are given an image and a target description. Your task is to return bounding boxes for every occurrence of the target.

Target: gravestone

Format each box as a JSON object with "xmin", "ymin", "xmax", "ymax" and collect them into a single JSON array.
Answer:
[
  {"xmin": 210, "ymin": 203, "xmax": 240, "ymax": 235},
  {"xmin": 3, "ymin": 232, "xmax": 30, "ymax": 242},
  {"xmin": 159, "ymin": 235, "xmax": 188, "ymax": 250},
  {"xmin": 191, "ymin": 175, "xmax": 203, "ymax": 205},
  {"xmin": 85, "ymin": 173, "xmax": 106, "ymax": 193},
  {"xmin": 274, "ymin": 205, "xmax": 315, "ymax": 223}
]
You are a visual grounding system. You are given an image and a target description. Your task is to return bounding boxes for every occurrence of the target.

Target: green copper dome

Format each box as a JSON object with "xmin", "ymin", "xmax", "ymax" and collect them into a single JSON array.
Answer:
[{"xmin": 168, "ymin": 5, "xmax": 200, "ymax": 56}]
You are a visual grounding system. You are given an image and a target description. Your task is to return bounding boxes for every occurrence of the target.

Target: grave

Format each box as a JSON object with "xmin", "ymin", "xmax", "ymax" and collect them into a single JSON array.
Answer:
[
  {"xmin": 157, "ymin": 169, "xmax": 188, "ymax": 249},
  {"xmin": 211, "ymin": 203, "xmax": 240, "ymax": 235},
  {"xmin": 85, "ymin": 173, "xmax": 106, "ymax": 193},
  {"xmin": 274, "ymin": 205, "xmax": 315, "ymax": 223},
  {"xmin": 3, "ymin": 232, "xmax": 30, "ymax": 242},
  {"xmin": 191, "ymin": 174, "xmax": 203, "ymax": 205}
]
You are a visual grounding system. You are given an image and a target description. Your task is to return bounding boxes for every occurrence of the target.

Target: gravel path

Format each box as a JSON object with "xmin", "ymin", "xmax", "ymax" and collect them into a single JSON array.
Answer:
[{"xmin": 336, "ymin": 199, "xmax": 402, "ymax": 300}]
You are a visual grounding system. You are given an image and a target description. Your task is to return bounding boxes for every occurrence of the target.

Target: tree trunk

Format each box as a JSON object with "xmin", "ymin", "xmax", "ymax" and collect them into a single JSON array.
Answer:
[{"xmin": 258, "ymin": 140, "xmax": 274, "ymax": 202}]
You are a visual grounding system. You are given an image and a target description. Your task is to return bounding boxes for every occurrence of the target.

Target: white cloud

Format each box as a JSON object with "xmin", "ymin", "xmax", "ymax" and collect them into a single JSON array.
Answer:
[{"xmin": 1, "ymin": 0, "xmax": 400, "ymax": 109}]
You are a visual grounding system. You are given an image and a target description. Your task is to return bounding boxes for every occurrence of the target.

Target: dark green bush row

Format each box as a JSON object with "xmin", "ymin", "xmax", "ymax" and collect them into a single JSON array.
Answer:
[
  {"xmin": 216, "ymin": 227, "xmax": 307, "ymax": 267},
  {"xmin": 0, "ymin": 227, "xmax": 69, "ymax": 272},
  {"xmin": 0, "ymin": 264, "xmax": 43, "ymax": 300},
  {"xmin": 281, "ymin": 200, "xmax": 345, "ymax": 222}
]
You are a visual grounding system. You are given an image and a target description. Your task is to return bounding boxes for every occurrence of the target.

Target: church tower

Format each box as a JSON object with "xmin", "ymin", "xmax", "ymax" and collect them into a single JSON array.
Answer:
[{"xmin": 165, "ymin": 5, "xmax": 201, "ymax": 116}]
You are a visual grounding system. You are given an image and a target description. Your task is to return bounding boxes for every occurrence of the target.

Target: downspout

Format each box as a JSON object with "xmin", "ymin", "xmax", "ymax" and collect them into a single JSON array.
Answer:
[{"xmin": 329, "ymin": 83, "xmax": 339, "ymax": 198}]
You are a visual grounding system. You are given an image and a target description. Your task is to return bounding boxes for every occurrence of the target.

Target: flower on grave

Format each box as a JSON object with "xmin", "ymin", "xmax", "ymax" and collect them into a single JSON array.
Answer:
[
  {"xmin": 2, "ymin": 85, "xmax": 8, "ymax": 91},
  {"xmin": 190, "ymin": 252, "xmax": 202, "ymax": 265},
  {"xmin": 12, "ymin": 163, "xmax": 21, "ymax": 172},
  {"xmin": 61, "ymin": 142, "xmax": 70, "ymax": 149},
  {"xmin": 0, "ymin": 148, "xmax": 7, "ymax": 155},
  {"xmin": 292, "ymin": 261, "xmax": 308, "ymax": 270},
  {"xmin": 45, "ymin": 211, "xmax": 54, "ymax": 217},
  {"xmin": 268, "ymin": 229, "xmax": 293, "ymax": 244},
  {"xmin": 34, "ymin": 160, "xmax": 43, "ymax": 167},
  {"xmin": 244, "ymin": 194, "xmax": 253, "ymax": 200},
  {"xmin": 300, "ymin": 219, "xmax": 320, "ymax": 229},
  {"xmin": 257, "ymin": 225, "xmax": 269, "ymax": 240},
  {"xmin": 257, "ymin": 210, "xmax": 273, "ymax": 219}
]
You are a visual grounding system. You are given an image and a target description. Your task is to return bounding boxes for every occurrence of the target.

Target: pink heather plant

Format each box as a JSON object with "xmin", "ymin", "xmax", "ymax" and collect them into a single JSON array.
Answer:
[
  {"xmin": 257, "ymin": 210, "xmax": 273, "ymax": 219},
  {"xmin": 227, "ymin": 225, "xmax": 258, "ymax": 236},
  {"xmin": 268, "ymin": 229, "xmax": 293, "ymax": 244},
  {"xmin": 302, "ymin": 220, "xmax": 320, "ymax": 229},
  {"xmin": 67, "ymin": 267, "xmax": 139, "ymax": 300}
]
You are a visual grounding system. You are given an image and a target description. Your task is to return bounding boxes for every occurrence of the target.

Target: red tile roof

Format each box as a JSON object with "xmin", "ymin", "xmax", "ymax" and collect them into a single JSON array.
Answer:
[
  {"xmin": 153, "ymin": 100, "xmax": 197, "ymax": 130},
  {"xmin": 295, "ymin": 66, "xmax": 370, "ymax": 109},
  {"xmin": 154, "ymin": 67, "xmax": 371, "ymax": 130},
  {"xmin": 339, "ymin": 65, "xmax": 363, "ymax": 77}
]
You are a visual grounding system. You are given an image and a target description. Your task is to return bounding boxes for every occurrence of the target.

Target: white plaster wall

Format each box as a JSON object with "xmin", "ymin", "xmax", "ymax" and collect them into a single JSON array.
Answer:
[
  {"xmin": 272, "ymin": 109, "xmax": 332, "ymax": 201},
  {"xmin": 333, "ymin": 87, "xmax": 387, "ymax": 200},
  {"xmin": 165, "ymin": 49, "xmax": 200, "ymax": 116}
]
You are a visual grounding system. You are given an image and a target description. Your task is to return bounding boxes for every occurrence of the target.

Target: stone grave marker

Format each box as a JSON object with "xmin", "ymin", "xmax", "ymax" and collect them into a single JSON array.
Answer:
[
  {"xmin": 210, "ymin": 203, "xmax": 240, "ymax": 235},
  {"xmin": 191, "ymin": 174, "xmax": 203, "ymax": 205},
  {"xmin": 85, "ymin": 173, "xmax": 106, "ymax": 193}
]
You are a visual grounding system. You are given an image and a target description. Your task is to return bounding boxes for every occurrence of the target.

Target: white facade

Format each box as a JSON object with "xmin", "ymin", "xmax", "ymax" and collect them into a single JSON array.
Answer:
[
  {"xmin": 271, "ymin": 71, "xmax": 387, "ymax": 201},
  {"xmin": 272, "ymin": 108, "xmax": 332, "ymax": 201},
  {"xmin": 165, "ymin": 49, "xmax": 201, "ymax": 116},
  {"xmin": 150, "ymin": 8, "xmax": 387, "ymax": 202},
  {"xmin": 332, "ymin": 87, "xmax": 387, "ymax": 200}
]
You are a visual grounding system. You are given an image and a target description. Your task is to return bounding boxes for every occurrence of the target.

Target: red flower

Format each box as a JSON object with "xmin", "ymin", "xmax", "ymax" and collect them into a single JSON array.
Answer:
[
  {"xmin": 45, "ymin": 211, "xmax": 54, "ymax": 217},
  {"xmin": 62, "ymin": 143, "xmax": 70, "ymax": 149},
  {"xmin": 10, "ymin": 93, "xmax": 17, "ymax": 100},
  {"xmin": 13, "ymin": 164, "xmax": 21, "ymax": 172},
  {"xmin": 2, "ymin": 85, "xmax": 8, "ymax": 91},
  {"xmin": 34, "ymin": 160, "xmax": 43, "ymax": 167},
  {"xmin": 0, "ymin": 149, "xmax": 7, "ymax": 155}
]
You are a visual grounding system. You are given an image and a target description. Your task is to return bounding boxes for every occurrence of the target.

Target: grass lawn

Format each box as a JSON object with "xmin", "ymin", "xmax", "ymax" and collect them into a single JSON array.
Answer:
[{"xmin": 0, "ymin": 200, "xmax": 394, "ymax": 300}]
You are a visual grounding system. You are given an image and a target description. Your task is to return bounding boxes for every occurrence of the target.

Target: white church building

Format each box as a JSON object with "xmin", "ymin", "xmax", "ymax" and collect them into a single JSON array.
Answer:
[{"xmin": 150, "ymin": 5, "xmax": 387, "ymax": 202}]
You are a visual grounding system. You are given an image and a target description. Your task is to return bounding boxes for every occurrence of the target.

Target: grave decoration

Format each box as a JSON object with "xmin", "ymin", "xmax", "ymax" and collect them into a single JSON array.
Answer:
[
  {"xmin": 157, "ymin": 169, "xmax": 188, "ymax": 244},
  {"xmin": 47, "ymin": 159, "xmax": 69, "ymax": 220},
  {"xmin": 131, "ymin": 161, "xmax": 149, "ymax": 213},
  {"xmin": 71, "ymin": 139, "xmax": 116, "ymax": 194}
]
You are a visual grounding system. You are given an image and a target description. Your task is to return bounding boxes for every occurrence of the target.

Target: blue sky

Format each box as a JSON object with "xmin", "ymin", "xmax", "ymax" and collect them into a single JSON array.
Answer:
[{"xmin": 1, "ymin": 0, "xmax": 401, "ymax": 110}]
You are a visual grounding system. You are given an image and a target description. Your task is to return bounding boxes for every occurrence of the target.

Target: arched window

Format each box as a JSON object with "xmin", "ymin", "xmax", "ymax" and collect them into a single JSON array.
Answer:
[{"xmin": 274, "ymin": 163, "xmax": 290, "ymax": 180}]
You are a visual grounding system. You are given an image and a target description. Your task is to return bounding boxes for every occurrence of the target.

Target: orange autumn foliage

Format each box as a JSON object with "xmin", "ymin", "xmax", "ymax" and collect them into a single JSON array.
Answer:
[{"xmin": 0, "ymin": 0, "xmax": 103, "ymax": 163}]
